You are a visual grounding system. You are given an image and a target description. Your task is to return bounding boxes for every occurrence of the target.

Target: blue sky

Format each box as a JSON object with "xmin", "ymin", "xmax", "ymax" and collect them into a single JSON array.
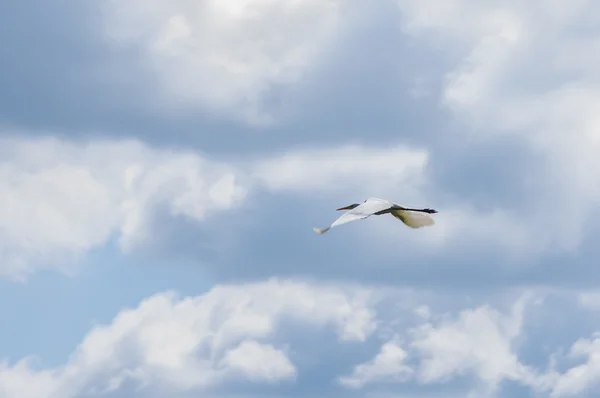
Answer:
[{"xmin": 3, "ymin": 0, "xmax": 600, "ymax": 397}]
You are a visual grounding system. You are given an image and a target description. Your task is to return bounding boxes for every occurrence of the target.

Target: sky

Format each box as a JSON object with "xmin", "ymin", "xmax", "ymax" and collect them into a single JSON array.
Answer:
[{"xmin": 3, "ymin": 0, "xmax": 600, "ymax": 397}]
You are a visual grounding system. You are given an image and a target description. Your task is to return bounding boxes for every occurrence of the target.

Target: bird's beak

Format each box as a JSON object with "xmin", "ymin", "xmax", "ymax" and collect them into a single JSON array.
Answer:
[{"xmin": 336, "ymin": 204, "xmax": 355, "ymax": 211}]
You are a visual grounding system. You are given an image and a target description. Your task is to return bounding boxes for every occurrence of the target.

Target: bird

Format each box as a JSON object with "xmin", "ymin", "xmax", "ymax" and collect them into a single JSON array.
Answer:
[{"xmin": 313, "ymin": 197, "xmax": 438, "ymax": 235}]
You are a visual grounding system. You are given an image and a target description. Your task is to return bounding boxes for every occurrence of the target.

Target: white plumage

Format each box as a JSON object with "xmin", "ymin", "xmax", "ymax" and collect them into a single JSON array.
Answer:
[{"xmin": 313, "ymin": 197, "xmax": 437, "ymax": 235}]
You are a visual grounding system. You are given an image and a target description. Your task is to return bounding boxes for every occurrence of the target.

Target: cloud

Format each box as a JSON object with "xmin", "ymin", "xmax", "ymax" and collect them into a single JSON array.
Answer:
[
  {"xmin": 5, "ymin": 279, "xmax": 600, "ymax": 398},
  {"xmin": 549, "ymin": 332, "xmax": 600, "ymax": 397},
  {"xmin": 409, "ymin": 297, "xmax": 533, "ymax": 393},
  {"xmin": 0, "ymin": 132, "xmax": 559, "ymax": 282},
  {"xmin": 252, "ymin": 144, "xmax": 428, "ymax": 194},
  {"xmin": 0, "ymin": 132, "xmax": 438, "ymax": 280},
  {"xmin": 578, "ymin": 292, "xmax": 600, "ymax": 311},
  {"xmin": 101, "ymin": 0, "xmax": 346, "ymax": 124},
  {"xmin": 0, "ymin": 135, "xmax": 246, "ymax": 279},
  {"xmin": 336, "ymin": 291, "xmax": 542, "ymax": 397},
  {"xmin": 219, "ymin": 340, "xmax": 296, "ymax": 382},
  {"xmin": 250, "ymin": 142, "xmax": 545, "ymax": 260},
  {"xmin": 395, "ymin": 0, "xmax": 600, "ymax": 252},
  {"xmin": 8, "ymin": 3, "xmax": 600, "ymax": 398},
  {"xmin": 338, "ymin": 340, "xmax": 413, "ymax": 388},
  {"xmin": 548, "ymin": 293, "xmax": 600, "ymax": 397},
  {"xmin": 342, "ymin": 287, "xmax": 600, "ymax": 398},
  {"xmin": 8, "ymin": 0, "xmax": 599, "ymax": 264},
  {"xmin": 0, "ymin": 279, "xmax": 376, "ymax": 398}
]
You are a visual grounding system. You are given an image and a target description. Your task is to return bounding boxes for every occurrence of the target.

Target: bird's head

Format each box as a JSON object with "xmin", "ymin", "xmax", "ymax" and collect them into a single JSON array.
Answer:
[
  {"xmin": 423, "ymin": 208, "xmax": 438, "ymax": 214},
  {"xmin": 336, "ymin": 203, "xmax": 360, "ymax": 211}
]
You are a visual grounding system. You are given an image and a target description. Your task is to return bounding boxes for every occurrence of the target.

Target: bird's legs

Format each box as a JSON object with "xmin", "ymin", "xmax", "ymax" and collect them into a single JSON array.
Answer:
[{"xmin": 395, "ymin": 207, "xmax": 438, "ymax": 214}]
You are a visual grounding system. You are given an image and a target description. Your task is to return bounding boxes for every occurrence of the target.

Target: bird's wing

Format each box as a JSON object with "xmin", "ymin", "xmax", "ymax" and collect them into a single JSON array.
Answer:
[
  {"xmin": 313, "ymin": 198, "xmax": 394, "ymax": 234},
  {"xmin": 391, "ymin": 209, "xmax": 435, "ymax": 228}
]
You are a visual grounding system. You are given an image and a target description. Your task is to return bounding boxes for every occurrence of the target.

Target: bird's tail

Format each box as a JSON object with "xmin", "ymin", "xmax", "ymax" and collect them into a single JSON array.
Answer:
[{"xmin": 313, "ymin": 226, "xmax": 330, "ymax": 235}]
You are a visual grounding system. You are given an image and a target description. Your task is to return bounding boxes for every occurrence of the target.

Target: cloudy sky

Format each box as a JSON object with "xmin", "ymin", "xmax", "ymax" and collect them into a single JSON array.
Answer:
[{"xmin": 3, "ymin": 0, "xmax": 600, "ymax": 397}]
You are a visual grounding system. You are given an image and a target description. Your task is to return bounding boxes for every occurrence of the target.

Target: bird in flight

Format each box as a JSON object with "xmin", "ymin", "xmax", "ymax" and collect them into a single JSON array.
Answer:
[{"xmin": 313, "ymin": 197, "xmax": 438, "ymax": 235}]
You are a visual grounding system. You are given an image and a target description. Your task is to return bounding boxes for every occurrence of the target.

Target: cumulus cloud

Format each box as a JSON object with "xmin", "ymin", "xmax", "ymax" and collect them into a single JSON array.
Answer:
[
  {"xmin": 7, "ymin": 0, "xmax": 600, "ymax": 266},
  {"xmin": 253, "ymin": 144, "xmax": 428, "ymax": 194},
  {"xmin": 338, "ymin": 340, "xmax": 413, "ymax": 388},
  {"xmin": 395, "ymin": 0, "xmax": 600, "ymax": 252},
  {"xmin": 0, "ymin": 134, "xmax": 431, "ymax": 279},
  {"xmin": 8, "ymin": 2, "xmax": 600, "ymax": 398},
  {"xmin": 337, "ymin": 292, "xmax": 542, "ymax": 396},
  {"xmin": 9, "ymin": 0, "xmax": 600, "ymax": 281},
  {"xmin": 340, "ymin": 288, "xmax": 600, "ymax": 398},
  {"xmin": 3, "ymin": 279, "xmax": 600, "ymax": 398},
  {"xmin": 548, "ymin": 294, "xmax": 600, "ymax": 397},
  {"xmin": 549, "ymin": 332, "xmax": 600, "ymax": 397},
  {"xmin": 0, "ymin": 131, "xmax": 557, "ymax": 280},
  {"xmin": 219, "ymin": 340, "xmax": 296, "ymax": 382},
  {"xmin": 409, "ymin": 298, "xmax": 533, "ymax": 391},
  {"xmin": 0, "ymin": 135, "xmax": 248, "ymax": 279},
  {"xmin": 102, "ymin": 0, "xmax": 346, "ymax": 124},
  {"xmin": 0, "ymin": 279, "xmax": 376, "ymax": 398},
  {"xmin": 251, "ymin": 142, "xmax": 548, "ymax": 260}
]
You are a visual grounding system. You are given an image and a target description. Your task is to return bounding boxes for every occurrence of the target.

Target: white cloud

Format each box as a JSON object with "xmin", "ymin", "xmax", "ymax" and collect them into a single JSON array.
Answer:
[
  {"xmin": 0, "ymin": 131, "xmax": 569, "ymax": 281},
  {"xmin": 102, "ymin": 0, "xmax": 346, "ymax": 124},
  {"xmin": 3, "ymin": 277, "xmax": 600, "ymax": 398},
  {"xmin": 408, "ymin": 295, "xmax": 535, "ymax": 395},
  {"xmin": 0, "ymin": 136, "xmax": 246, "ymax": 280},
  {"xmin": 362, "ymin": 202, "xmax": 542, "ymax": 258},
  {"xmin": 0, "ymin": 133, "xmax": 437, "ymax": 280},
  {"xmin": 252, "ymin": 143, "xmax": 546, "ymax": 257},
  {"xmin": 398, "ymin": 293, "xmax": 545, "ymax": 397},
  {"xmin": 0, "ymin": 280, "xmax": 546, "ymax": 398},
  {"xmin": 0, "ymin": 279, "xmax": 376, "ymax": 398},
  {"xmin": 339, "ymin": 340, "xmax": 413, "ymax": 388},
  {"xmin": 549, "ymin": 333, "xmax": 600, "ymax": 397},
  {"xmin": 548, "ymin": 296, "xmax": 600, "ymax": 397},
  {"xmin": 395, "ymin": 0, "xmax": 600, "ymax": 251},
  {"xmin": 413, "ymin": 305, "xmax": 431, "ymax": 320},
  {"xmin": 252, "ymin": 144, "xmax": 429, "ymax": 195},
  {"xmin": 219, "ymin": 340, "xmax": 296, "ymax": 382},
  {"xmin": 10, "ymin": 2, "xmax": 600, "ymax": 398},
  {"xmin": 336, "ymin": 289, "xmax": 600, "ymax": 397},
  {"xmin": 578, "ymin": 292, "xmax": 600, "ymax": 310}
]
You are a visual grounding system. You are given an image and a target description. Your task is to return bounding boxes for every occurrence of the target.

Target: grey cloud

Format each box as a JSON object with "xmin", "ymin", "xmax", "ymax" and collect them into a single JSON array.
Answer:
[
  {"xmin": 2, "ymin": 0, "xmax": 597, "ymax": 291},
  {"xmin": 0, "ymin": 0, "xmax": 534, "ymax": 213},
  {"xmin": 0, "ymin": 0, "xmax": 149, "ymax": 129},
  {"xmin": 0, "ymin": 0, "xmax": 445, "ymax": 150},
  {"xmin": 148, "ymin": 192, "xmax": 553, "ymax": 289}
]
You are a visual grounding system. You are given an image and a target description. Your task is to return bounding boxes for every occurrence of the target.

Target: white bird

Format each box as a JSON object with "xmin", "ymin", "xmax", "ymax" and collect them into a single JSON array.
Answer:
[{"xmin": 313, "ymin": 197, "xmax": 438, "ymax": 235}]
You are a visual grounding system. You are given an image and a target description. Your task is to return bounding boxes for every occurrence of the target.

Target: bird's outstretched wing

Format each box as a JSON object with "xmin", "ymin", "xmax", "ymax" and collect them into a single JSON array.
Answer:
[
  {"xmin": 313, "ymin": 198, "xmax": 394, "ymax": 234},
  {"xmin": 391, "ymin": 209, "xmax": 435, "ymax": 228}
]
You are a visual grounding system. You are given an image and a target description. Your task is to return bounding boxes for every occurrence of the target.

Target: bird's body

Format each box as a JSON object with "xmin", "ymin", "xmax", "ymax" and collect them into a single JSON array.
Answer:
[{"xmin": 313, "ymin": 197, "xmax": 437, "ymax": 234}]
